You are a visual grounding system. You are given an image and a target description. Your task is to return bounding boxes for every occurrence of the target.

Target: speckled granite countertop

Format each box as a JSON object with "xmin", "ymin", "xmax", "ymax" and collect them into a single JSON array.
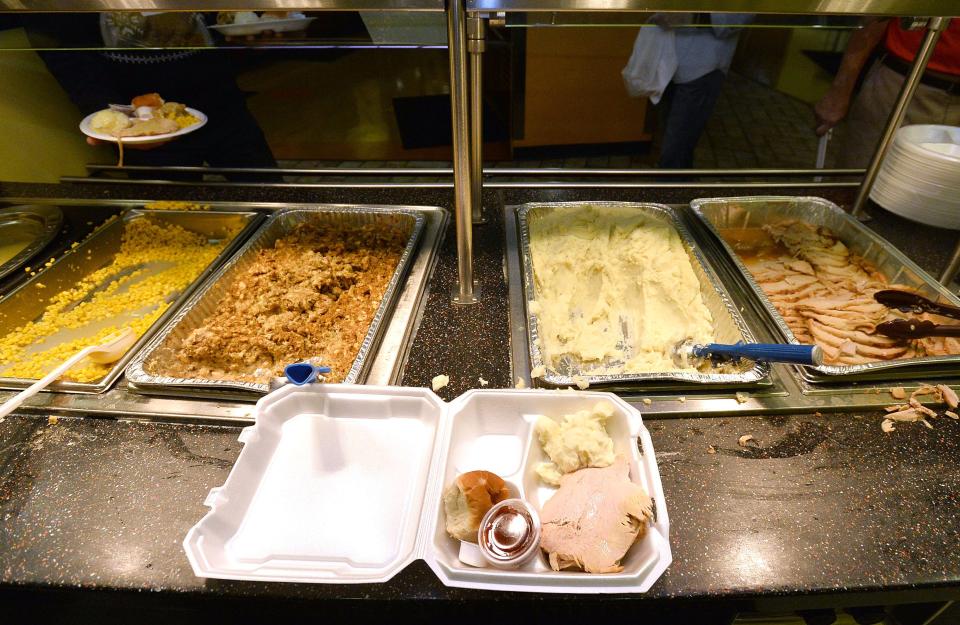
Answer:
[{"xmin": 1, "ymin": 182, "xmax": 959, "ymax": 617}]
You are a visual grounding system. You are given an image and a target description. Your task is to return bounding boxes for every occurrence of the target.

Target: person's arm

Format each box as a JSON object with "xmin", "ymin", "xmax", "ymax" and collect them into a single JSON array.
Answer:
[{"xmin": 814, "ymin": 18, "xmax": 889, "ymax": 135}]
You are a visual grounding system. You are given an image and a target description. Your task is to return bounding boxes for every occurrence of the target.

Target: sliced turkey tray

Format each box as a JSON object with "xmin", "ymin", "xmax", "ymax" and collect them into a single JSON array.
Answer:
[{"xmin": 689, "ymin": 196, "xmax": 960, "ymax": 381}]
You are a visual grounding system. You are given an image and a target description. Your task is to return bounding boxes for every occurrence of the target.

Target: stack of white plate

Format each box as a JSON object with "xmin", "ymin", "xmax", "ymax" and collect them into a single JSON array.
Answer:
[{"xmin": 871, "ymin": 124, "xmax": 960, "ymax": 229}]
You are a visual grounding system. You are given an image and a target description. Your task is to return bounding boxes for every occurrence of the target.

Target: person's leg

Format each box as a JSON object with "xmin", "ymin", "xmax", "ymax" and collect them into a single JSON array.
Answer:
[{"xmin": 658, "ymin": 69, "xmax": 725, "ymax": 169}]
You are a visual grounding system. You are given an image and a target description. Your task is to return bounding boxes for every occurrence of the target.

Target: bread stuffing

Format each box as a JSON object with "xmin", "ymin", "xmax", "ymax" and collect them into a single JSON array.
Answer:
[{"xmin": 157, "ymin": 220, "xmax": 409, "ymax": 384}]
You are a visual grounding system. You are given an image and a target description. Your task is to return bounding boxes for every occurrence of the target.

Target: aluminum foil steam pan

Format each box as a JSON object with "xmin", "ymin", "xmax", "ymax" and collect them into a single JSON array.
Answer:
[
  {"xmin": 0, "ymin": 209, "xmax": 261, "ymax": 394},
  {"xmin": 126, "ymin": 206, "xmax": 425, "ymax": 396},
  {"xmin": 516, "ymin": 201, "xmax": 769, "ymax": 388},
  {"xmin": 689, "ymin": 195, "xmax": 960, "ymax": 378}
]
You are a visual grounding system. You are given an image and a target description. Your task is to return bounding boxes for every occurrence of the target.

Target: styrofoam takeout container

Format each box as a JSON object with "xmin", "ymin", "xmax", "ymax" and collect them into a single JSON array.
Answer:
[{"xmin": 183, "ymin": 384, "xmax": 672, "ymax": 593}]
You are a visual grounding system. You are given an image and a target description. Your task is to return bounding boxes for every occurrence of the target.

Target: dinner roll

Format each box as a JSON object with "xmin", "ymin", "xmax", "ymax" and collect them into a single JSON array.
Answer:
[
  {"xmin": 131, "ymin": 93, "xmax": 164, "ymax": 109},
  {"xmin": 442, "ymin": 470, "xmax": 510, "ymax": 542}
]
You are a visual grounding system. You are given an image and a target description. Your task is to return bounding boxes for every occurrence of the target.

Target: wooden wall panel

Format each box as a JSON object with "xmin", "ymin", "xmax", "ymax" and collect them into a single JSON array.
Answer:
[{"xmin": 516, "ymin": 27, "xmax": 650, "ymax": 148}]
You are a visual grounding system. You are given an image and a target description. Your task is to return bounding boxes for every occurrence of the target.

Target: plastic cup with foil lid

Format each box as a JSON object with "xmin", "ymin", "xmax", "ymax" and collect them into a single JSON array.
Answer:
[{"xmin": 477, "ymin": 499, "xmax": 541, "ymax": 569}]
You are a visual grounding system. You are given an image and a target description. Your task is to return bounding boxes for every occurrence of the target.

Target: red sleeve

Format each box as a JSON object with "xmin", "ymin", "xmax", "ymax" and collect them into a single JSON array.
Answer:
[{"xmin": 885, "ymin": 19, "xmax": 960, "ymax": 77}]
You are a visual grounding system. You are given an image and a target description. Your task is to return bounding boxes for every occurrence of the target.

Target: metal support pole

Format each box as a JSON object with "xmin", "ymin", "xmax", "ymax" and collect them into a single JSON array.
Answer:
[
  {"xmin": 447, "ymin": 0, "xmax": 479, "ymax": 304},
  {"xmin": 468, "ymin": 14, "xmax": 486, "ymax": 224},
  {"xmin": 940, "ymin": 238, "xmax": 960, "ymax": 286},
  {"xmin": 851, "ymin": 17, "xmax": 948, "ymax": 219}
]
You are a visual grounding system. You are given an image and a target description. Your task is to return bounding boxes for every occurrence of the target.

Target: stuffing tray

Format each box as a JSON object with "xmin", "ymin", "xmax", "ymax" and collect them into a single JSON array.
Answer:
[
  {"xmin": 0, "ymin": 209, "xmax": 262, "ymax": 394},
  {"xmin": 126, "ymin": 205, "xmax": 426, "ymax": 397},
  {"xmin": 689, "ymin": 196, "xmax": 960, "ymax": 382},
  {"xmin": 516, "ymin": 201, "xmax": 769, "ymax": 389},
  {"xmin": 183, "ymin": 384, "xmax": 671, "ymax": 593}
]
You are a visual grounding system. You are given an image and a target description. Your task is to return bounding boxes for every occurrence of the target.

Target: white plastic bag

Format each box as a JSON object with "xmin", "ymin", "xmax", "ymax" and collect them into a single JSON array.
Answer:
[{"xmin": 621, "ymin": 26, "xmax": 677, "ymax": 104}]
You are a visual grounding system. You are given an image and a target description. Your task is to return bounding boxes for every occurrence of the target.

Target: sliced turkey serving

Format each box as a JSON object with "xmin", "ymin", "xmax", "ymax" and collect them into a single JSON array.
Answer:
[{"xmin": 539, "ymin": 456, "xmax": 652, "ymax": 574}]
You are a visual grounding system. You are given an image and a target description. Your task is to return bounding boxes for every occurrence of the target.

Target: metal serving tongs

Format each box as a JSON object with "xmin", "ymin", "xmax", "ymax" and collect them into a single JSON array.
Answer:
[
  {"xmin": 873, "ymin": 290, "xmax": 960, "ymax": 339},
  {"xmin": 873, "ymin": 289, "xmax": 960, "ymax": 319},
  {"xmin": 672, "ymin": 339, "xmax": 823, "ymax": 368},
  {"xmin": 874, "ymin": 319, "xmax": 960, "ymax": 339}
]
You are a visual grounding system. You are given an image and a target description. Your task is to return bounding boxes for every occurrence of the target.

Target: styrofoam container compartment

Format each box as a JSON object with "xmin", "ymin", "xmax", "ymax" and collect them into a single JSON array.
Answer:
[{"xmin": 183, "ymin": 384, "xmax": 672, "ymax": 593}]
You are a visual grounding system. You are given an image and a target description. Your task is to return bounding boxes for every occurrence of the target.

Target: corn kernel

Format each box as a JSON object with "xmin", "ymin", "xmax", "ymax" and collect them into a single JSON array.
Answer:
[{"xmin": 144, "ymin": 201, "xmax": 211, "ymax": 211}]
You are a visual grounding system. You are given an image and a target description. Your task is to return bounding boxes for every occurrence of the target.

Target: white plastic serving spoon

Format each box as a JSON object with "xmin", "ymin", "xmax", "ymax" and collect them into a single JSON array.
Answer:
[{"xmin": 0, "ymin": 328, "xmax": 136, "ymax": 420}]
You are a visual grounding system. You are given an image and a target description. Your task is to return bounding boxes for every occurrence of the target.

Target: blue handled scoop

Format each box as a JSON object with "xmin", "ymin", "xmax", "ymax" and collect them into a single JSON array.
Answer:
[
  {"xmin": 284, "ymin": 362, "xmax": 332, "ymax": 386},
  {"xmin": 672, "ymin": 339, "xmax": 822, "ymax": 368}
]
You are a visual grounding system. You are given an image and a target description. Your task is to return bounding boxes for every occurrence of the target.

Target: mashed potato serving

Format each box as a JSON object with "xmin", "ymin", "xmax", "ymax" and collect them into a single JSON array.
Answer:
[
  {"xmin": 535, "ymin": 402, "xmax": 616, "ymax": 485},
  {"xmin": 89, "ymin": 109, "xmax": 132, "ymax": 136}
]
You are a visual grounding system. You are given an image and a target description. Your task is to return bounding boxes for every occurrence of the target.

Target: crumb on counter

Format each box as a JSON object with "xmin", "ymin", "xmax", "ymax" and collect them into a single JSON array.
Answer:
[
  {"xmin": 678, "ymin": 396, "xmax": 686, "ymax": 403},
  {"xmin": 431, "ymin": 374, "xmax": 449, "ymax": 392},
  {"xmin": 478, "ymin": 376, "xmax": 489, "ymax": 387},
  {"xmin": 642, "ymin": 398, "xmax": 652, "ymax": 406},
  {"xmin": 47, "ymin": 416, "xmax": 58, "ymax": 425},
  {"xmin": 890, "ymin": 387, "xmax": 906, "ymax": 400},
  {"xmin": 515, "ymin": 377, "xmax": 527, "ymax": 389},
  {"xmin": 735, "ymin": 392, "xmax": 748, "ymax": 404},
  {"xmin": 938, "ymin": 384, "xmax": 959, "ymax": 409},
  {"xmin": 881, "ymin": 419, "xmax": 895, "ymax": 433},
  {"xmin": 737, "ymin": 434, "xmax": 755, "ymax": 446}
]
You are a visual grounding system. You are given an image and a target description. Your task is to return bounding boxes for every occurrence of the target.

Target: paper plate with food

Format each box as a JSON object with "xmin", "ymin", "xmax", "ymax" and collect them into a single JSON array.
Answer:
[
  {"xmin": 210, "ymin": 11, "xmax": 315, "ymax": 37},
  {"xmin": 81, "ymin": 93, "xmax": 207, "ymax": 145}
]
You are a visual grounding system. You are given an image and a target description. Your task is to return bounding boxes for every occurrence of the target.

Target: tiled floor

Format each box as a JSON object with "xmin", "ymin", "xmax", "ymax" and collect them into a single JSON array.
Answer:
[
  {"xmin": 277, "ymin": 71, "xmax": 820, "ymax": 175},
  {"xmin": 696, "ymin": 72, "xmax": 820, "ymax": 169}
]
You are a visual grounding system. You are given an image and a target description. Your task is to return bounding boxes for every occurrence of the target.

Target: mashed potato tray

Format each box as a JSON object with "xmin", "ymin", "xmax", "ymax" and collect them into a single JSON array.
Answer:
[
  {"xmin": 516, "ymin": 201, "xmax": 768, "ymax": 389},
  {"xmin": 183, "ymin": 384, "xmax": 672, "ymax": 593}
]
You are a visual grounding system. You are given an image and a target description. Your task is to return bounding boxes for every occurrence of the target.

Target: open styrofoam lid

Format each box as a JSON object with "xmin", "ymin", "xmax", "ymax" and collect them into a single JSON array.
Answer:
[{"xmin": 184, "ymin": 384, "xmax": 445, "ymax": 583}]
